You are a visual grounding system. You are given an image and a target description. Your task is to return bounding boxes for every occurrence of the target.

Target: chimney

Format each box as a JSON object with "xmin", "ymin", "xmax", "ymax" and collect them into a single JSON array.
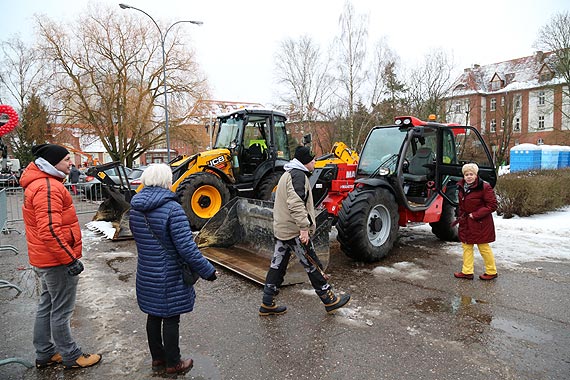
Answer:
[
  {"xmin": 535, "ymin": 51, "xmax": 544, "ymax": 62},
  {"xmin": 464, "ymin": 68, "xmax": 471, "ymax": 73},
  {"xmin": 473, "ymin": 64, "xmax": 480, "ymax": 69}
]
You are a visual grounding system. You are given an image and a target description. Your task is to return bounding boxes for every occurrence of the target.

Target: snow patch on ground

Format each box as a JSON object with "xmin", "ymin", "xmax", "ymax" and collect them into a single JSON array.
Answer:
[
  {"xmin": 373, "ymin": 261, "xmax": 429, "ymax": 281},
  {"xmin": 438, "ymin": 206, "xmax": 570, "ymax": 268}
]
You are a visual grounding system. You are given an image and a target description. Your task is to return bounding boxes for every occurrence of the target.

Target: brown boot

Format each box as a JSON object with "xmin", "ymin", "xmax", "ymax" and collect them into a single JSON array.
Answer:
[
  {"xmin": 454, "ymin": 272, "xmax": 474, "ymax": 280},
  {"xmin": 152, "ymin": 359, "xmax": 166, "ymax": 372},
  {"xmin": 36, "ymin": 353, "xmax": 63, "ymax": 369},
  {"xmin": 64, "ymin": 353, "xmax": 102, "ymax": 370},
  {"xmin": 166, "ymin": 358, "xmax": 193, "ymax": 375},
  {"xmin": 479, "ymin": 273, "xmax": 498, "ymax": 280}
]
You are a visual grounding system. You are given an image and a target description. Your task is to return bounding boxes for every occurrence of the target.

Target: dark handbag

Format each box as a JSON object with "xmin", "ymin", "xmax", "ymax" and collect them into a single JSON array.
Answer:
[
  {"xmin": 181, "ymin": 262, "xmax": 200, "ymax": 286},
  {"xmin": 143, "ymin": 214, "xmax": 199, "ymax": 286}
]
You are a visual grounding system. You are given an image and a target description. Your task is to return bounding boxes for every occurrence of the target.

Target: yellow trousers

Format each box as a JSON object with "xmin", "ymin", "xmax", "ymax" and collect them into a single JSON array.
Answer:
[{"xmin": 461, "ymin": 243, "xmax": 497, "ymax": 275}]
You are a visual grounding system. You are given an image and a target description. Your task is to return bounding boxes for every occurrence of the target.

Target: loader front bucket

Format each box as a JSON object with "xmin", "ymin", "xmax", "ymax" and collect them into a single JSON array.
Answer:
[
  {"xmin": 90, "ymin": 186, "xmax": 133, "ymax": 240},
  {"xmin": 196, "ymin": 197, "xmax": 332, "ymax": 285}
]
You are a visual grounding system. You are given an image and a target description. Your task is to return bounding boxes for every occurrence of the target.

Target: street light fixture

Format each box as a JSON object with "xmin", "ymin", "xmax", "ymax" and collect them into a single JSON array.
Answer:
[{"xmin": 119, "ymin": 3, "xmax": 203, "ymax": 162}]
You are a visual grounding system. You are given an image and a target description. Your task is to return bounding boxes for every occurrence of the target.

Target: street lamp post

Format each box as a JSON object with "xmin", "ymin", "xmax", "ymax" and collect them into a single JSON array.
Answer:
[{"xmin": 119, "ymin": 3, "xmax": 203, "ymax": 163}]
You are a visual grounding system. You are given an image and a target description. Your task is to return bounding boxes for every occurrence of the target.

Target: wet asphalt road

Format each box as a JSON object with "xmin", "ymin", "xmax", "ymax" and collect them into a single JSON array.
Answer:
[{"xmin": 1, "ymin": 215, "xmax": 569, "ymax": 380}]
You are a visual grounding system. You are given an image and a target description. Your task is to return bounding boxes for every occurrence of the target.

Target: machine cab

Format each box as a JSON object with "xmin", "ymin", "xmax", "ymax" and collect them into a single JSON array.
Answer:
[
  {"xmin": 214, "ymin": 109, "xmax": 290, "ymax": 180},
  {"xmin": 356, "ymin": 115, "xmax": 496, "ymax": 210}
]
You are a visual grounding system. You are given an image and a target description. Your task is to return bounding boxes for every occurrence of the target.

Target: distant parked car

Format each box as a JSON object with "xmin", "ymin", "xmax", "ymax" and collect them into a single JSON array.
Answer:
[
  {"xmin": 128, "ymin": 165, "xmax": 147, "ymax": 191},
  {"xmin": 0, "ymin": 171, "xmax": 19, "ymax": 187},
  {"xmin": 79, "ymin": 166, "xmax": 133, "ymax": 200}
]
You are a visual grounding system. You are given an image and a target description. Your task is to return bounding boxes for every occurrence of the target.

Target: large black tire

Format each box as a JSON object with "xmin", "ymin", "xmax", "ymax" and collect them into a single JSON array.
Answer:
[
  {"xmin": 430, "ymin": 199, "xmax": 459, "ymax": 241},
  {"xmin": 176, "ymin": 172, "xmax": 231, "ymax": 231},
  {"xmin": 430, "ymin": 183, "xmax": 459, "ymax": 241},
  {"xmin": 336, "ymin": 187, "xmax": 399, "ymax": 262},
  {"xmin": 257, "ymin": 171, "xmax": 283, "ymax": 200}
]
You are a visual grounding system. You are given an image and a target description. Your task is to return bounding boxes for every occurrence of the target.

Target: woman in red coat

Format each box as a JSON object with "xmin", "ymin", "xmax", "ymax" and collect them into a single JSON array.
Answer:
[{"xmin": 454, "ymin": 163, "xmax": 498, "ymax": 280}]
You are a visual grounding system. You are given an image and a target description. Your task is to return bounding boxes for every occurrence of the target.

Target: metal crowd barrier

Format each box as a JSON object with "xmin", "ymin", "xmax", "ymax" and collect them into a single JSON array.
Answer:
[{"xmin": 2, "ymin": 183, "xmax": 102, "ymax": 224}]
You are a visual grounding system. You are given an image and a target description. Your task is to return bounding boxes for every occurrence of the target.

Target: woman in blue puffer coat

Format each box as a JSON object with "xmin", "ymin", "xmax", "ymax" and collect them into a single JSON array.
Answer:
[{"xmin": 129, "ymin": 164, "xmax": 217, "ymax": 376}]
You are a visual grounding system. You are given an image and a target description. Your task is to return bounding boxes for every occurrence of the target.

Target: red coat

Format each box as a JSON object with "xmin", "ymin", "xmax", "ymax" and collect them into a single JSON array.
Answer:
[
  {"xmin": 20, "ymin": 162, "xmax": 82, "ymax": 268},
  {"xmin": 457, "ymin": 177, "xmax": 497, "ymax": 244}
]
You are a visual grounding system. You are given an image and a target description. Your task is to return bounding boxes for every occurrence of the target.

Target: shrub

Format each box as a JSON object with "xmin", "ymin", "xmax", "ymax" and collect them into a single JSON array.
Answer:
[{"xmin": 495, "ymin": 168, "xmax": 570, "ymax": 218}]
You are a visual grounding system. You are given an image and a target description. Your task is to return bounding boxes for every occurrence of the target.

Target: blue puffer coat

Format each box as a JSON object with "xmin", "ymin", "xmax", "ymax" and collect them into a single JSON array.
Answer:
[{"xmin": 130, "ymin": 186, "xmax": 216, "ymax": 318}]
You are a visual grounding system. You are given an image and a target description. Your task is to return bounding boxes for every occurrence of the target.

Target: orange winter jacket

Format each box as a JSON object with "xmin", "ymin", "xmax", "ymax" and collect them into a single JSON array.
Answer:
[{"xmin": 20, "ymin": 162, "xmax": 82, "ymax": 268}]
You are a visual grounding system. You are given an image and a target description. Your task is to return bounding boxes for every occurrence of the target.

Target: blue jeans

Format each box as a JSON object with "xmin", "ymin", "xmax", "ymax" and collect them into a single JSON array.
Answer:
[{"xmin": 33, "ymin": 265, "xmax": 82, "ymax": 364}]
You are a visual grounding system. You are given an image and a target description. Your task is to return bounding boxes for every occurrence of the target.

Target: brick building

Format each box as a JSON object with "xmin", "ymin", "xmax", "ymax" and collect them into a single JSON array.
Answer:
[{"xmin": 445, "ymin": 51, "xmax": 570, "ymax": 162}]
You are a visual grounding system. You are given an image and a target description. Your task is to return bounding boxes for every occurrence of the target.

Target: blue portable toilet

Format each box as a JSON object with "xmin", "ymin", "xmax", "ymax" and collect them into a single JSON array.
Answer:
[
  {"xmin": 541, "ymin": 145, "xmax": 559, "ymax": 170},
  {"xmin": 510, "ymin": 144, "xmax": 541, "ymax": 172},
  {"xmin": 558, "ymin": 146, "xmax": 570, "ymax": 168}
]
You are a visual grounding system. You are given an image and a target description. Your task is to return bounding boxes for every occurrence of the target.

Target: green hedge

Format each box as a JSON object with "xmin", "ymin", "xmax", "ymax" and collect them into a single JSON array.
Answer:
[{"xmin": 495, "ymin": 168, "xmax": 570, "ymax": 218}]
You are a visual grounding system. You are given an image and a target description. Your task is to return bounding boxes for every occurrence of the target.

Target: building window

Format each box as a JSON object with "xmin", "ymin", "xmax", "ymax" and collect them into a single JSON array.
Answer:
[
  {"xmin": 540, "ymin": 72, "xmax": 551, "ymax": 81},
  {"xmin": 501, "ymin": 119, "xmax": 505, "ymax": 130},
  {"xmin": 491, "ymin": 80, "xmax": 501, "ymax": 91},
  {"xmin": 515, "ymin": 95, "xmax": 521, "ymax": 109},
  {"xmin": 537, "ymin": 138, "xmax": 544, "ymax": 145},
  {"xmin": 454, "ymin": 102, "xmax": 461, "ymax": 113},
  {"xmin": 490, "ymin": 98, "xmax": 496, "ymax": 111},
  {"xmin": 538, "ymin": 91, "xmax": 545, "ymax": 105},
  {"xmin": 538, "ymin": 116, "xmax": 545, "ymax": 130},
  {"xmin": 490, "ymin": 119, "xmax": 496, "ymax": 132},
  {"xmin": 514, "ymin": 118, "xmax": 520, "ymax": 132},
  {"xmin": 500, "ymin": 97, "xmax": 505, "ymax": 106}
]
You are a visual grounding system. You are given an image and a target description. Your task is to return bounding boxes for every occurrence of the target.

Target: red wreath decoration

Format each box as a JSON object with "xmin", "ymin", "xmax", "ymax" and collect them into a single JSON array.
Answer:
[{"xmin": 0, "ymin": 104, "xmax": 19, "ymax": 137}]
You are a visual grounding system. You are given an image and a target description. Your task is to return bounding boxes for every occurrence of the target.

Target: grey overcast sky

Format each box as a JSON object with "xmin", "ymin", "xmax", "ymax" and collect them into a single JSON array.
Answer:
[{"xmin": 2, "ymin": 0, "xmax": 570, "ymax": 106}]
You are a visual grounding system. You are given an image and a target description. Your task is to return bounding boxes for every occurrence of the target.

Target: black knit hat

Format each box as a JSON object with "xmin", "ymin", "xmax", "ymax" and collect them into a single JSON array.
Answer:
[
  {"xmin": 32, "ymin": 144, "xmax": 70, "ymax": 166},
  {"xmin": 294, "ymin": 146, "xmax": 315, "ymax": 165}
]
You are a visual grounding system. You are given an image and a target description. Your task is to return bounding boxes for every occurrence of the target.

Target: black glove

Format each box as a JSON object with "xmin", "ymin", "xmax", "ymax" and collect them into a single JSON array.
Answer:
[
  {"xmin": 67, "ymin": 259, "xmax": 84, "ymax": 276},
  {"xmin": 205, "ymin": 271, "xmax": 217, "ymax": 281}
]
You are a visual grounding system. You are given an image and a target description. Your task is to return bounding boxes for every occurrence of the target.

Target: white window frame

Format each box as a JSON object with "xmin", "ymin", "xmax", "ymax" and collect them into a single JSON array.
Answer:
[
  {"xmin": 514, "ymin": 118, "xmax": 520, "ymax": 132},
  {"xmin": 515, "ymin": 95, "xmax": 521, "ymax": 110},
  {"xmin": 538, "ymin": 115, "xmax": 545, "ymax": 129},
  {"xmin": 454, "ymin": 102, "xmax": 461, "ymax": 113},
  {"xmin": 490, "ymin": 98, "xmax": 496, "ymax": 111},
  {"xmin": 538, "ymin": 91, "xmax": 545, "ymax": 106},
  {"xmin": 490, "ymin": 119, "xmax": 496, "ymax": 133}
]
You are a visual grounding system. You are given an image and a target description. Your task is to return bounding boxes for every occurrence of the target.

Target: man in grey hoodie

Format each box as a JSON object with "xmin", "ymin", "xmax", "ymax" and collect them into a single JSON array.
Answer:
[{"xmin": 259, "ymin": 146, "xmax": 350, "ymax": 316}]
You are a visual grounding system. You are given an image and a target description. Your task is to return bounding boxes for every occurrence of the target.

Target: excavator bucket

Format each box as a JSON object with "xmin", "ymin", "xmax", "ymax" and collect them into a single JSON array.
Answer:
[
  {"xmin": 88, "ymin": 186, "xmax": 133, "ymax": 240},
  {"xmin": 196, "ymin": 197, "xmax": 332, "ymax": 285}
]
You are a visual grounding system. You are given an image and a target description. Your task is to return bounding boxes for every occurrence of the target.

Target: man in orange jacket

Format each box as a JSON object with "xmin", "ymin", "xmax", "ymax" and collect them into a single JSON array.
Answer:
[{"xmin": 20, "ymin": 144, "xmax": 102, "ymax": 370}]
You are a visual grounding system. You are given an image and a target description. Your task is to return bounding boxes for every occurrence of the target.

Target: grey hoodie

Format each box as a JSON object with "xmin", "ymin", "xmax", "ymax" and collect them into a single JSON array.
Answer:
[{"xmin": 272, "ymin": 158, "xmax": 316, "ymax": 240}]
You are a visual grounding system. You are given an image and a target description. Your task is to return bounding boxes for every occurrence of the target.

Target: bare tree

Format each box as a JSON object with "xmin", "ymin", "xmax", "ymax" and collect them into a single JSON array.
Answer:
[
  {"xmin": 484, "ymin": 92, "xmax": 522, "ymax": 168},
  {"xmin": 35, "ymin": 4, "xmax": 209, "ymax": 167},
  {"xmin": 0, "ymin": 36, "xmax": 53, "ymax": 162},
  {"xmin": 274, "ymin": 35, "xmax": 335, "ymax": 150},
  {"xmin": 0, "ymin": 36, "xmax": 47, "ymax": 110},
  {"xmin": 535, "ymin": 11, "xmax": 570, "ymax": 120},
  {"xmin": 335, "ymin": 0, "xmax": 368, "ymax": 149},
  {"xmin": 406, "ymin": 49, "xmax": 455, "ymax": 118}
]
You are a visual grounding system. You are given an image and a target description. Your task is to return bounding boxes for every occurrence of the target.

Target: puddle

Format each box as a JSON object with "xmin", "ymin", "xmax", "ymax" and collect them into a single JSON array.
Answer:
[
  {"xmin": 492, "ymin": 317, "xmax": 553, "ymax": 344},
  {"xmin": 413, "ymin": 296, "xmax": 487, "ymax": 314},
  {"xmin": 106, "ymin": 256, "xmax": 134, "ymax": 282}
]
